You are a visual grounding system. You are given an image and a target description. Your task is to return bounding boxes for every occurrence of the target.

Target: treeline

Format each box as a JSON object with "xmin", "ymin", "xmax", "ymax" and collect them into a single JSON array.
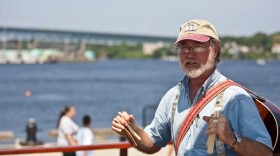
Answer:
[
  {"xmin": 222, "ymin": 32, "xmax": 280, "ymax": 51},
  {"xmin": 86, "ymin": 32, "xmax": 280, "ymax": 60},
  {"xmin": 220, "ymin": 32, "xmax": 280, "ymax": 60}
]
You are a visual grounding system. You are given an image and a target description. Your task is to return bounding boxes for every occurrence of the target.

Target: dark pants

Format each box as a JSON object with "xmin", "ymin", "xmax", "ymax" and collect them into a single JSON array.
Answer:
[{"xmin": 63, "ymin": 152, "xmax": 76, "ymax": 156}]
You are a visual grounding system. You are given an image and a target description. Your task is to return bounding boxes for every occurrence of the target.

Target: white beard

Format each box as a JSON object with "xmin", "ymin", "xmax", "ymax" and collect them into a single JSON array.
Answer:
[{"xmin": 183, "ymin": 52, "xmax": 216, "ymax": 78}]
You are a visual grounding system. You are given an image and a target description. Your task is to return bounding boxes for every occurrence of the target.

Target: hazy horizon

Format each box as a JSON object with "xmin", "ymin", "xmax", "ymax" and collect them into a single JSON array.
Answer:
[{"xmin": 1, "ymin": 0, "xmax": 280, "ymax": 38}]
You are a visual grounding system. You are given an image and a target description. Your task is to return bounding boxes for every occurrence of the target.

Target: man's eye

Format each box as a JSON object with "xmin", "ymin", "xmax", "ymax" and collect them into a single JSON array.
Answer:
[
  {"xmin": 194, "ymin": 46, "xmax": 205, "ymax": 52},
  {"xmin": 196, "ymin": 46, "xmax": 204, "ymax": 49}
]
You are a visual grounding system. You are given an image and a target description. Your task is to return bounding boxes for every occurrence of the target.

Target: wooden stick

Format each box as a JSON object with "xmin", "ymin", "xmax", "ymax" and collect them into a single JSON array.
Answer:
[
  {"xmin": 118, "ymin": 112, "xmax": 141, "ymax": 141},
  {"xmin": 207, "ymin": 134, "xmax": 216, "ymax": 154},
  {"xmin": 114, "ymin": 118, "xmax": 137, "ymax": 146},
  {"xmin": 207, "ymin": 111, "xmax": 220, "ymax": 154}
]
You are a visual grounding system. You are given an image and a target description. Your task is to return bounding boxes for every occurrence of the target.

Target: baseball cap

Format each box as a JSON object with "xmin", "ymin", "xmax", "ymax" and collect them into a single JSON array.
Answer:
[{"xmin": 174, "ymin": 19, "xmax": 220, "ymax": 46}]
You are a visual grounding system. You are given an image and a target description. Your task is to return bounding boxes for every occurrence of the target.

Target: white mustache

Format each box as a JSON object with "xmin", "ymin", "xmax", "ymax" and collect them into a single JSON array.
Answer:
[{"xmin": 184, "ymin": 59, "xmax": 201, "ymax": 65}]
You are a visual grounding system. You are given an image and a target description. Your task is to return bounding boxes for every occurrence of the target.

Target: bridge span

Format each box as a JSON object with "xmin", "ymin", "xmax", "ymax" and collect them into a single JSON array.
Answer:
[{"xmin": 0, "ymin": 27, "xmax": 176, "ymax": 45}]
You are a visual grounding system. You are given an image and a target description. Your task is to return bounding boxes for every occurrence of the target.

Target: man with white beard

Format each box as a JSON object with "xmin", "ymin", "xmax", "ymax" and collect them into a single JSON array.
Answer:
[{"xmin": 112, "ymin": 19, "xmax": 273, "ymax": 156}]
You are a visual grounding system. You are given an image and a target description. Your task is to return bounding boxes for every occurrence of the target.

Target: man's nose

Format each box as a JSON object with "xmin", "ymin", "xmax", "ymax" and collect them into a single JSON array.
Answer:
[{"xmin": 186, "ymin": 48, "xmax": 196, "ymax": 58}]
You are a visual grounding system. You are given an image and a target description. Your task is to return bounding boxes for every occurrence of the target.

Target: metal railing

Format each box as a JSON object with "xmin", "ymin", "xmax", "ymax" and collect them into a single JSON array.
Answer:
[
  {"xmin": 0, "ymin": 142, "xmax": 132, "ymax": 156},
  {"xmin": 0, "ymin": 104, "xmax": 160, "ymax": 156}
]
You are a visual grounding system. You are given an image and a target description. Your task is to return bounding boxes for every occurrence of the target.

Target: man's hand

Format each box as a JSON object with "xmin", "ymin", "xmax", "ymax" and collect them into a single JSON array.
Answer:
[
  {"xmin": 112, "ymin": 111, "xmax": 136, "ymax": 138},
  {"xmin": 111, "ymin": 111, "xmax": 161, "ymax": 154},
  {"xmin": 203, "ymin": 114, "xmax": 273, "ymax": 156},
  {"xmin": 203, "ymin": 114, "xmax": 236, "ymax": 147}
]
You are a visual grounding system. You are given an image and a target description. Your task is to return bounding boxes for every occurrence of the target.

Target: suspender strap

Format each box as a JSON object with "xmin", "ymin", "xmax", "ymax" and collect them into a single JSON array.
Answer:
[
  {"xmin": 215, "ymin": 92, "xmax": 226, "ymax": 156},
  {"xmin": 175, "ymin": 80, "xmax": 237, "ymax": 155},
  {"xmin": 172, "ymin": 83, "xmax": 182, "ymax": 126},
  {"xmin": 207, "ymin": 92, "xmax": 226, "ymax": 155},
  {"xmin": 171, "ymin": 82, "xmax": 182, "ymax": 148}
]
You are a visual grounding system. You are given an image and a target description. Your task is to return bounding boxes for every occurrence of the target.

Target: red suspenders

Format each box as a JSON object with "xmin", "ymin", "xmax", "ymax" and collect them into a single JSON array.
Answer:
[{"xmin": 175, "ymin": 80, "xmax": 237, "ymax": 154}]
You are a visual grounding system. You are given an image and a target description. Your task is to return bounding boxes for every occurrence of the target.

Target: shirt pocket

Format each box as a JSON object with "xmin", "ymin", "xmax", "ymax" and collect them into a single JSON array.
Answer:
[{"xmin": 193, "ymin": 118, "xmax": 208, "ymax": 149}]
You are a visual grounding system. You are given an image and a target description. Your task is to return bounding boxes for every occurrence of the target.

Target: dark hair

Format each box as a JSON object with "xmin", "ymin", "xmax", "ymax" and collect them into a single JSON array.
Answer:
[
  {"xmin": 56, "ymin": 106, "xmax": 72, "ymax": 128},
  {"xmin": 82, "ymin": 115, "xmax": 91, "ymax": 126}
]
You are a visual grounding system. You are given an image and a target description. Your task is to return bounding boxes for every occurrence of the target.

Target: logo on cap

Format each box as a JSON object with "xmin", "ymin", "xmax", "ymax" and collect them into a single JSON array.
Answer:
[{"xmin": 184, "ymin": 23, "xmax": 197, "ymax": 32}]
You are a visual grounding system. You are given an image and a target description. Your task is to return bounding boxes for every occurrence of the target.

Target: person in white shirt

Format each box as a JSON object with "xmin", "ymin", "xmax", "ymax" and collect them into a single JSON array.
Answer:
[
  {"xmin": 76, "ymin": 115, "xmax": 94, "ymax": 156},
  {"xmin": 57, "ymin": 105, "xmax": 79, "ymax": 156}
]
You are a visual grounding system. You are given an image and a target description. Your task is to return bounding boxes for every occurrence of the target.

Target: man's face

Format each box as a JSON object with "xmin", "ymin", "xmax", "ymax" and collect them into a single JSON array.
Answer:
[{"xmin": 177, "ymin": 40, "xmax": 216, "ymax": 78}]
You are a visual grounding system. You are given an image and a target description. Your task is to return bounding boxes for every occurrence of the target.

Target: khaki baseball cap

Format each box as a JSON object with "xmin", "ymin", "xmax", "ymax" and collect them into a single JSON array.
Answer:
[{"xmin": 174, "ymin": 19, "xmax": 220, "ymax": 46}]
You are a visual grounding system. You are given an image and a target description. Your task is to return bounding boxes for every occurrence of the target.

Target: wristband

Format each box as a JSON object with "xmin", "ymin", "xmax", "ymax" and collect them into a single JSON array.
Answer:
[{"xmin": 231, "ymin": 132, "xmax": 241, "ymax": 149}]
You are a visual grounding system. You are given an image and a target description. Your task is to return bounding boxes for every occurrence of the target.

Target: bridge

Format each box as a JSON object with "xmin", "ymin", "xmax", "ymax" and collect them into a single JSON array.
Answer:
[
  {"xmin": 0, "ymin": 27, "xmax": 177, "ymax": 63},
  {"xmin": 0, "ymin": 27, "xmax": 176, "ymax": 45}
]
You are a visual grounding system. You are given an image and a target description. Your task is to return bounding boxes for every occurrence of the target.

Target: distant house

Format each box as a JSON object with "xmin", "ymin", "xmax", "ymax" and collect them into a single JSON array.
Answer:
[
  {"xmin": 271, "ymin": 43, "xmax": 280, "ymax": 54},
  {"xmin": 224, "ymin": 41, "xmax": 249, "ymax": 54},
  {"xmin": 142, "ymin": 42, "xmax": 165, "ymax": 55},
  {"xmin": 239, "ymin": 45, "xmax": 249, "ymax": 53}
]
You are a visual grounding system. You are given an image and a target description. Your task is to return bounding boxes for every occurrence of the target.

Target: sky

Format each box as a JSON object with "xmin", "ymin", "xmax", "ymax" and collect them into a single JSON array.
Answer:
[{"xmin": 0, "ymin": 0, "xmax": 280, "ymax": 38}]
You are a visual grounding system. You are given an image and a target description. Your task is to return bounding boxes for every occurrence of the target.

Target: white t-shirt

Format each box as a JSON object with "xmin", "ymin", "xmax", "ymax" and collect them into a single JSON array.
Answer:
[
  {"xmin": 76, "ymin": 127, "xmax": 94, "ymax": 156},
  {"xmin": 57, "ymin": 116, "xmax": 79, "ymax": 146}
]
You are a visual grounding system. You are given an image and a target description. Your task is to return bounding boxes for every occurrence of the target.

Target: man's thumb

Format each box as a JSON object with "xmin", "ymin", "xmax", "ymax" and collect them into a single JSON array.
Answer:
[{"xmin": 203, "ymin": 116, "xmax": 210, "ymax": 123}]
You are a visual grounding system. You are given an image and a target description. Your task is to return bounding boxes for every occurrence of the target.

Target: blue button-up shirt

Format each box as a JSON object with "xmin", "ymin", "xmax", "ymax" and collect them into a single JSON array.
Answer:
[{"xmin": 144, "ymin": 70, "xmax": 272, "ymax": 156}]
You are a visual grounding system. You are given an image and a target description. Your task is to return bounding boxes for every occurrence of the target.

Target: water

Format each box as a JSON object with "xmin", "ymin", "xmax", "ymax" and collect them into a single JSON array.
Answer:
[{"xmin": 0, "ymin": 59, "xmax": 280, "ymax": 143}]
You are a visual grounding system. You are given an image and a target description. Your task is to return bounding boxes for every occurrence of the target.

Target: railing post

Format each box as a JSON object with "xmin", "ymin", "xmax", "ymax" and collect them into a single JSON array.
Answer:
[
  {"xmin": 120, "ymin": 136, "xmax": 128, "ymax": 156},
  {"xmin": 120, "ymin": 148, "xmax": 128, "ymax": 156}
]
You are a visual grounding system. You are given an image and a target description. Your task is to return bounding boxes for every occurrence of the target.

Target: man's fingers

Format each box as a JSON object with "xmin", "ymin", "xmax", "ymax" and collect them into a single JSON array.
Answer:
[
  {"xmin": 119, "ymin": 111, "xmax": 130, "ymax": 121},
  {"xmin": 205, "ymin": 115, "xmax": 219, "ymax": 135},
  {"xmin": 206, "ymin": 120, "xmax": 228, "ymax": 135},
  {"xmin": 128, "ymin": 114, "xmax": 135, "ymax": 123},
  {"xmin": 116, "ymin": 115, "xmax": 128, "ymax": 125},
  {"xmin": 203, "ymin": 116, "xmax": 210, "ymax": 122},
  {"xmin": 112, "ymin": 118, "xmax": 125, "ymax": 129},
  {"xmin": 204, "ymin": 115, "xmax": 227, "ymax": 125},
  {"xmin": 216, "ymin": 123, "xmax": 226, "ymax": 133},
  {"xmin": 112, "ymin": 125, "xmax": 122, "ymax": 133},
  {"xmin": 205, "ymin": 126, "xmax": 217, "ymax": 135},
  {"xmin": 118, "ymin": 111, "xmax": 135, "ymax": 125},
  {"xmin": 113, "ymin": 118, "xmax": 130, "ymax": 137}
]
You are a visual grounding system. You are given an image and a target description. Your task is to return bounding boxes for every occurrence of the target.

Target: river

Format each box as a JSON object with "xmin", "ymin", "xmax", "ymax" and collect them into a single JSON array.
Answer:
[{"xmin": 0, "ymin": 59, "xmax": 279, "ymax": 143}]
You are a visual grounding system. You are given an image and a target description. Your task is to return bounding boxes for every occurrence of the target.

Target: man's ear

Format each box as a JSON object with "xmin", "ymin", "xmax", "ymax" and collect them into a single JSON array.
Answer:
[{"xmin": 213, "ymin": 44, "xmax": 219, "ymax": 58}]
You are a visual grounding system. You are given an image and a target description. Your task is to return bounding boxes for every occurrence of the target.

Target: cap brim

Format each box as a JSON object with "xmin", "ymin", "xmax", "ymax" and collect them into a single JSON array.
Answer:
[{"xmin": 174, "ymin": 34, "xmax": 210, "ymax": 46}]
